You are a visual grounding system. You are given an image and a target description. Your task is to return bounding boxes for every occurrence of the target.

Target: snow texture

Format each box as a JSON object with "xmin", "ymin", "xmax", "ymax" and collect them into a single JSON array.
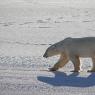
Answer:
[{"xmin": 0, "ymin": 0, "xmax": 95, "ymax": 95}]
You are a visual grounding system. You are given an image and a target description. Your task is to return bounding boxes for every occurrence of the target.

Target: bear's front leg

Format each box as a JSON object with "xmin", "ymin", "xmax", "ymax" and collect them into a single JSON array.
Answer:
[
  {"xmin": 49, "ymin": 64, "xmax": 59, "ymax": 71},
  {"xmin": 70, "ymin": 56, "xmax": 80, "ymax": 72},
  {"xmin": 49, "ymin": 54, "xmax": 69, "ymax": 71}
]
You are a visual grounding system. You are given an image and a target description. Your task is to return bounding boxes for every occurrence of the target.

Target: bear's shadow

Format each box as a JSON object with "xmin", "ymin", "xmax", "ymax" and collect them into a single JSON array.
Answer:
[{"xmin": 37, "ymin": 71, "xmax": 95, "ymax": 87}]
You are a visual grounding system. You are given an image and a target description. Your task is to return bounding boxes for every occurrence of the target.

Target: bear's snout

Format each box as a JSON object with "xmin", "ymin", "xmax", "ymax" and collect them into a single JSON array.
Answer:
[{"xmin": 43, "ymin": 53, "xmax": 48, "ymax": 58}]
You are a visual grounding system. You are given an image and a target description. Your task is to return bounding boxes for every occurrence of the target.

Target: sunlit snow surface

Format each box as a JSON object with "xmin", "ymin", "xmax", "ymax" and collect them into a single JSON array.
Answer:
[{"xmin": 0, "ymin": 1, "xmax": 95, "ymax": 95}]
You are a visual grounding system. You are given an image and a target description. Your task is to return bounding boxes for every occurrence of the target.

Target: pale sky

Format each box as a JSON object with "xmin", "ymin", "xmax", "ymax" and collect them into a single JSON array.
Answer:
[
  {"xmin": 0, "ymin": 0, "xmax": 95, "ymax": 8},
  {"xmin": 36, "ymin": 0, "xmax": 95, "ymax": 8}
]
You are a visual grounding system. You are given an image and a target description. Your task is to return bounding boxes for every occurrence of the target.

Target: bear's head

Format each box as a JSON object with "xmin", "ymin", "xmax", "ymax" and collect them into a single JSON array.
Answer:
[
  {"xmin": 43, "ymin": 44, "xmax": 61, "ymax": 58},
  {"xmin": 43, "ymin": 37, "xmax": 72, "ymax": 58}
]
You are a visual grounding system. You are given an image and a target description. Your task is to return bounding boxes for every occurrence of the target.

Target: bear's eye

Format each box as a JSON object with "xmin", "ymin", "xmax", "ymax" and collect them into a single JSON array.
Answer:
[
  {"xmin": 54, "ymin": 45, "xmax": 57, "ymax": 48},
  {"xmin": 52, "ymin": 46, "xmax": 56, "ymax": 48}
]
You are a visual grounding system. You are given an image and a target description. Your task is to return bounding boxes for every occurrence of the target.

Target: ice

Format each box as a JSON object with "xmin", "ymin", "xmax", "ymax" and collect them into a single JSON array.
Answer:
[{"xmin": 0, "ymin": 1, "xmax": 95, "ymax": 95}]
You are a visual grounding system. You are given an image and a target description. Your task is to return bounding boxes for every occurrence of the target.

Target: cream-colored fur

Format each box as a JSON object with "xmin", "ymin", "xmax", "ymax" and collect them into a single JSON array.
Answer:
[{"xmin": 43, "ymin": 37, "xmax": 95, "ymax": 72}]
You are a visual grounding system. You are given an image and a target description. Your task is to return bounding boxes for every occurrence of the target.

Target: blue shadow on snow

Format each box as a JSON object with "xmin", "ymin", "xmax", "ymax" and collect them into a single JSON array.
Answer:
[{"xmin": 37, "ymin": 71, "xmax": 95, "ymax": 87}]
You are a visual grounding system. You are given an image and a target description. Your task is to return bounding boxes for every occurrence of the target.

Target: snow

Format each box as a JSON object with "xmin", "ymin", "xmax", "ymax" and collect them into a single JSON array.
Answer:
[{"xmin": 0, "ymin": 1, "xmax": 95, "ymax": 95}]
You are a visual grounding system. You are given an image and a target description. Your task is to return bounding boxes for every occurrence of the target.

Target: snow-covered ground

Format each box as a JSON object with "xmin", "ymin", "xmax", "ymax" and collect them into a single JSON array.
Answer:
[{"xmin": 0, "ymin": 0, "xmax": 95, "ymax": 95}]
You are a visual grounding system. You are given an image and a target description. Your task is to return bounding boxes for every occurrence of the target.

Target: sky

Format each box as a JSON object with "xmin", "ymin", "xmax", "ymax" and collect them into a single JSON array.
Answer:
[
  {"xmin": 35, "ymin": 0, "xmax": 95, "ymax": 8},
  {"xmin": 0, "ymin": 0, "xmax": 95, "ymax": 8}
]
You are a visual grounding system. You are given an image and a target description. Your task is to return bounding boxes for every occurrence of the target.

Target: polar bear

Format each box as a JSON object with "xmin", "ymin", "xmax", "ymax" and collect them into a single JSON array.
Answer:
[{"xmin": 43, "ymin": 37, "xmax": 95, "ymax": 72}]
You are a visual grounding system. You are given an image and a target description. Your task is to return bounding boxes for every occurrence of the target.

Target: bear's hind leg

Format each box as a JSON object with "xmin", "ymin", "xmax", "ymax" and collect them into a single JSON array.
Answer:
[
  {"xmin": 71, "ymin": 56, "xmax": 80, "ymax": 72},
  {"xmin": 88, "ymin": 57, "xmax": 95, "ymax": 72},
  {"xmin": 50, "ymin": 54, "xmax": 69, "ymax": 71}
]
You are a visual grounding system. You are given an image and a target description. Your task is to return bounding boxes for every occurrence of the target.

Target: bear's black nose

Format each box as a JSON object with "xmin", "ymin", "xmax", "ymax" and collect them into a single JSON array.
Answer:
[{"xmin": 43, "ymin": 53, "xmax": 48, "ymax": 58}]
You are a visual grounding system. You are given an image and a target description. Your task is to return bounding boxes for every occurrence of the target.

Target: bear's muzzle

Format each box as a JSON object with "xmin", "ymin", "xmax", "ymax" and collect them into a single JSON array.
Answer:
[{"xmin": 43, "ymin": 53, "xmax": 48, "ymax": 58}]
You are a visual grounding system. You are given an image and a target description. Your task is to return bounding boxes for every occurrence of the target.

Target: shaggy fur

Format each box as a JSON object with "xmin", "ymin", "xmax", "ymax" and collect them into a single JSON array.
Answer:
[{"xmin": 43, "ymin": 37, "xmax": 95, "ymax": 72}]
